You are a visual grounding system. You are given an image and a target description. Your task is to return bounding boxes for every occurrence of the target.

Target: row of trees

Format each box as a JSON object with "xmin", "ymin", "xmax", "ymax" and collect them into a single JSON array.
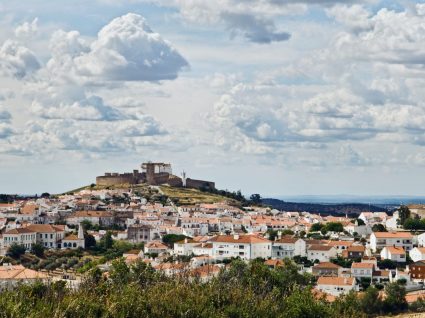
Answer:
[
  {"xmin": 310, "ymin": 222, "xmax": 344, "ymax": 234},
  {"xmin": 0, "ymin": 258, "xmax": 422, "ymax": 317}
]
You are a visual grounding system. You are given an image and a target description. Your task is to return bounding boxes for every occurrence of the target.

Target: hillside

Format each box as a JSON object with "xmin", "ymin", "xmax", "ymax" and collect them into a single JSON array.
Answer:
[
  {"xmin": 159, "ymin": 185, "xmax": 240, "ymax": 206},
  {"xmin": 262, "ymin": 198, "xmax": 389, "ymax": 216},
  {"xmin": 62, "ymin": 183, "xmax": 239, "ymax": 206}
]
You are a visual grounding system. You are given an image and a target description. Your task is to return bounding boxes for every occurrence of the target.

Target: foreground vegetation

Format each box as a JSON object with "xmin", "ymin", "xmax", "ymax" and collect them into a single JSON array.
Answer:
[{"xmin": 0, "ymin": 259, "xmax": 424, "ymax": 318}]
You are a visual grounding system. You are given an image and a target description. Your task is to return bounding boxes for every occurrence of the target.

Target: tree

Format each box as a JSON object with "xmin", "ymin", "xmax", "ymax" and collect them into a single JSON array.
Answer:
[
  {"xmin": 100, "ymin": 231, "xmax": 113, "ymax": 250},
  {"xmin": 80, "ymin": 220, "xmax": 93, "ymax": 231},
  {"xmin": 324, "ymin": 222, "xmax": 344, "ymax": 233},
  {"xmin": 7, "ymin": 243, "xmax": 26, "ymax": 259},
  {"xmin": 162, "ymin": 234, "xmax": 188, "ymax": 247},
  {"xmin": 359, "ymin": 286, "xmax": 382, "ymax": 315},
  {"xmin": 356, "ymin": 218, "xmax": 365, "ymax": 226},
  {"xmin": 41, "ymin": 192, "xmax": 50, "ymax": 198},
  {"xmin": 31, "ymin": 243, "xmax": 45, "ymax": 258},
  {"xmin": 85, "ymin": 234, "xmax": 96, "ymax": 249},
  {"xmin": 109, "ymin": 258, "xmax": 130, "ymax": 286},
  {"xmin": 383, "ymin": 282, "xmax": 407, "ymax": 313},
  {"xmin": 378, "ymin": 259, "xmax": 397, "ymax": 269},
  {"xmin": 311, "ymin": 223, "xmax": 323, "ymax": 232},
  {"xmin": 397, "ymin": 205, "xmax": 411, "ymax": 226},
  {"xmin": 249, "ymin": 194, "xmax": 262, "ymax": 205},
  {"xmin": 372, "ymin": 224, "xmax": 387, "ymax": 232}
]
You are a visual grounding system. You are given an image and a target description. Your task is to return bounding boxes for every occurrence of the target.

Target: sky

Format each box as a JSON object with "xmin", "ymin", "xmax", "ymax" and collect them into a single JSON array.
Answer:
[{"xmin": 1, "ymin": 0, "xmax": 425, "ymax": 196}]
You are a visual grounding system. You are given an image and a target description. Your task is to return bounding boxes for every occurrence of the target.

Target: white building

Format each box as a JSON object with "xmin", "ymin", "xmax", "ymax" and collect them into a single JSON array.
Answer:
[
  {"xmin": 410, "ymin": 247, "xmax": 425, "ymax": 263},
  {"xmin": 351, "ymin": 262, "xmax": 374, "ymax": 279},
  {"xmin": 174, "ymin": 238, "xmax": 200, "ymax": 256},
  {"xmin": 380, "ymin": 246, "xmax": 406, "ymax": 263},
  {"xmin": 2, "ymin": 228, "xmax": 37, "ymax": 251},
  {"xmin": 370, "ymin": 232, "xmax": 413, "ymax": 252},
  {"xmin": 417, "ymin": 233, "xmax": 425, "ymax": 247},
  {"xmin": 272, "ymin": 236, "xmax": 306, "ymax": 259},
  {"xmin": 307, "ymin": 245, "xmax": 337, "ymax": 263},
  {"xmin": 316, "ymin": 277, "xmax": 357, "ymax": 297},
  {"xmin": 62, "ymin": 225, "xmax": 85, "ymax": 249},
  {"xmin": 210, "ymin": 234, "xmax": 272, "ymax": 260}
]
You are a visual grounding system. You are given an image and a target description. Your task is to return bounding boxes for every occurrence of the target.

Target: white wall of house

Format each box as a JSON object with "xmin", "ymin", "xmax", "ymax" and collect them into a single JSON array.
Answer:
[
  {"xmin": 380, "ymin": 247, "xmax": 406, "ymax": 262},
  {"xmin": 317, "ymin": 282, "xmax": 356, "ymax": 297},
  {"xmin": 307, "ymin": 248, "xmax": 337, "ymax": 262},
  {"xmin": 370, "ymin": 234, "xmax": 413, "ymax": 252},
  {"xmin": 409, "ymin": 248, "xmax": 425, "ymax": 262}
]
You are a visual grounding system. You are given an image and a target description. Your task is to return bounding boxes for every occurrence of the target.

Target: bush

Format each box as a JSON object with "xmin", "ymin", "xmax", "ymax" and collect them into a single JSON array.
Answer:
[{"xmin": 7, "ymin": 243, "xmax": 26, "ymax": 259}]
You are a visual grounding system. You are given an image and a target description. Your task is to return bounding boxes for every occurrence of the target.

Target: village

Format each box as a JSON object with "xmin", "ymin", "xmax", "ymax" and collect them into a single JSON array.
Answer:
[{"xmin": 1, "ymin": 183, "xmax": 425, "ymax": 306}]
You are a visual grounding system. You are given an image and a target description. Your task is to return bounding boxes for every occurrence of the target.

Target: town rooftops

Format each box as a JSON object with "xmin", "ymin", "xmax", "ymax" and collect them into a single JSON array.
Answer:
[
  {"xmin": 385, "ymin": 246, "xmax": 405, "ymax": 254},
  {"xmin": 308, "ymin": 244, "xmax": 334, "ymax": 251},
  {"xmin": 63, "ymin": 234, "xmax": 80, "ymax": 241},
  {"xmin": 351, "ymin": 262, "xmax": 374, "ymax": 269},
  {"xmin": 313, "ymin": 262, "xmax": 341, "ymax": 269},
  {"xmin": 210, "ymin": 234, "xmax": 270, "ymax": 244},
  {"xmin": 372, "ymin": 232, "xmax": 413, "ymax": 239},
  {"xmin": 0, "ymin": 264, "xmax": 48, "ymax": 280},
  {"xmin": 274, "ymin": 236, "xmax": 299, "ymax": 244},
  {"xmin": 145, "ymin": 241, "xmax": 168, "ymax": 249},
  {"xmin": 347, "ymin": 245, "xmax": 366, "ymax": 252},
  {"xmin": 317, "ymin": 277, "xmax": 355, "ymax": 286},
  {"xmin": 327, "ymin": 241, "xmax": 353, "ymax": 247},
  {"xmin": 5, "ymin": 227, "xmax": 35, "ymax": 234},
  {"xmin": 25, "ymin": 224, "xmax": 64, "ymax": 233}
]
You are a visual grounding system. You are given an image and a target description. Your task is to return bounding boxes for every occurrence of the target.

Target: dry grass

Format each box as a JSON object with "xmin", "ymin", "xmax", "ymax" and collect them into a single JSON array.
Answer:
[{"xmin": 159, "ymin": 185, "xmax": 238, "ymax": 205}]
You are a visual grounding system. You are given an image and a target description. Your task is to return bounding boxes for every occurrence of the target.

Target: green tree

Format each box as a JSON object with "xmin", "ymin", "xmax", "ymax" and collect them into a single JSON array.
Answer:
[
  {"xmin": 324, "ymin": 222, "xmax": 344, "ymax": 232},
  {"xmin": 359, "ymin": 286, "xmax": 382, "ymax": 315},
  {"xmin": 383, "ymin": 282, "xmax": 407, "ymax": 313},
  {"xmin": 7, "ymin": 243, "xmax": 26, "ymax": 259},
  {"xmin": 249, "ymin": 193, "xmax": 262, "ymax": 205},
  {"xmin": 162, "ymin": 234, "xmax": 188, "ymax": 247},
  {"xmin": 85, "ymin": 234, "xmax": 96, "ymax": 249},
  {"xmin": 372, "ymin": 224, "xmax": 387, "ymax": 232},
  {"xmin": 311, "ymin": 223, "xmax": 324, "ymax": 232},
  {"xmin": 101, "ymin": 231, "xmax": 113, "ymax": 249},
  {"xmin": 31, "ymin": 243, "xmax": 45, "ymax": 258},
  {"xmin": 397, "ymin": 205, "xmax": 411, "ymax": 226},
  {"xmin": 109, "ymin": 258, "xmax": 130, "ymax": 286}
]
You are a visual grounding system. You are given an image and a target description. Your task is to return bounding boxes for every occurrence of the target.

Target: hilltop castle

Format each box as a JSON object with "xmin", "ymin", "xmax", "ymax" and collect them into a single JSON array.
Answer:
[{"xmin": 96, "ymin": 162, "xmax": 215, "ymax": 190}]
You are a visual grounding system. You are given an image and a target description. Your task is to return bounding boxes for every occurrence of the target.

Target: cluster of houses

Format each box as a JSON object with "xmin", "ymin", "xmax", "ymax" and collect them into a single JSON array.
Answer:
[{"xmin": 1, "ymin": 189, "xmax": 425, "ymax": 301}]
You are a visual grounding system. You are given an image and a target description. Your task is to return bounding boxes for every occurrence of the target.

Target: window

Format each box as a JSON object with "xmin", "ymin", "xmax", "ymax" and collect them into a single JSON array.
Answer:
[{"xmin": 239, "ymin": 245, "xmax": 244, "ymax": 249}]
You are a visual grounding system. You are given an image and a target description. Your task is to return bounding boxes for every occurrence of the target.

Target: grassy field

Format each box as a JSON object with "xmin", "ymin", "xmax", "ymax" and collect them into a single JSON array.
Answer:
[{"xmin": 159, "ymin": 185, "xmax": 239, "ymax": 205}]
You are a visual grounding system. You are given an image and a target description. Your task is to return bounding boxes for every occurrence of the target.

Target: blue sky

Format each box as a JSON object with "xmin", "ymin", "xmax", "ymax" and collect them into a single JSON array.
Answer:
[{"xmin": 1, "ymin": 0, "xmax": 425, "ymax": 196}]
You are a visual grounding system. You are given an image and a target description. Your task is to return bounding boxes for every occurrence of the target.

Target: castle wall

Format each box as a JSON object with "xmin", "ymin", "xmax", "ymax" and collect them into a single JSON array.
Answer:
[
  {"xmin": 186, "ymin": 178, "xmax": 215, "ymax": 190},
  {"xmin": 96, "ymin": 175, "xmax": 136, "ymax": 186}
]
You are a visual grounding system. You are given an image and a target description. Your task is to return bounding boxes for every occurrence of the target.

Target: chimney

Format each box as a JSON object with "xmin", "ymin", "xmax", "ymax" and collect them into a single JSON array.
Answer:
[
  {"xmin": 184, "ymin": 238, "xmax": 188, "ymax": 244},
  {"xmin": 277, "ymin": 231, "xmax": 282, "ymax": 240},
  {"xmin": 233, "ymin": 234, "xmax": 239, "ymax": 240}
]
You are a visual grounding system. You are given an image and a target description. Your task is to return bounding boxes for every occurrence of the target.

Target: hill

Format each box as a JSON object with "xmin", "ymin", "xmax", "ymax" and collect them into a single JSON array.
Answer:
[
  {"xmin": 62, "ymin": 183, "xmax": 239, "ymax": 206},
  {"xmin": 159, "ymin": 185, "xmax": 240, "ymax": 206},
  {"xmin": 262, "ymin": 198, "xmax": 389, "ymax": 216}
]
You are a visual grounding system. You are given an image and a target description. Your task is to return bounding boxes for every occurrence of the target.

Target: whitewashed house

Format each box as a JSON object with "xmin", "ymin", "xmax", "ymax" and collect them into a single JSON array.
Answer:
[
  {"xmin": 272, "ymin": 236, "xmax": 306, "ymax": 259},
  {"xmin": 380, "ymin": 246, "xmax": 406, "ymax": 263},
  {"xmin": 307, "ymin": 245, "xmax": 337, "ymax": 263},
  {"xmin": 410, "ymin": 247, "xmax": 425, "ymax": 262},
  {"xmin": 210, "ymin": 234, "xmax": 272, "ymax": 260},
  {"xmin": 370, "ymin": 232, "xmax": 413, "ymax": 252},
  {"xmin": 316, "ymin": 277, "xmax": 357, "ymax": 297}
]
